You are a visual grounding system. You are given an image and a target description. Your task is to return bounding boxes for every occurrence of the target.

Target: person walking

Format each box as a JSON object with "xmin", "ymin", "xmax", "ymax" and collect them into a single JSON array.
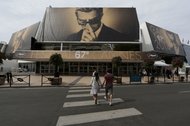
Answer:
[
  {"xmin": 90, "ymin": 72, "xmax": 101, "ymax": 104},
  {"xmin": 102, "ymin": 69, "xmax": 114, "ymax": 106},
  {"xmin": 6, "ymin": 72, "xmax": 10, "ymax": 84},
  {"xmin": 6, "ymin": 71, "xmax": 13, "ymax": 85},
  {"xmin": 92, "ymin": 67, "xmax": 97, "ymax": 76},
  {"xmin": 9, "ymin": 72, "xmax": 13, "ymax": 85}
]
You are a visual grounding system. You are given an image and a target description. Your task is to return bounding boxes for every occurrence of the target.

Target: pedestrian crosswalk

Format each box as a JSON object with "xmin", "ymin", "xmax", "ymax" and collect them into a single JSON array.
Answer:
[
  {"xmin": 63, "ymin": 98, "xmax": 124, "ymax": 108},
  {"xmin": 66, "ymin": 92, "xmax": 105, "ymax": 98},
  {"xmin": 68, "ymin": 88, "xmax": 105, "ymax": 93},
  {"xmin": 56, "ymin": 86, "xmax": 142, "ymax": 126}
]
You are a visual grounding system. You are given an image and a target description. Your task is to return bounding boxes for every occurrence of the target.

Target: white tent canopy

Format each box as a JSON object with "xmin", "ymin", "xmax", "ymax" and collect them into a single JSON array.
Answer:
[
  {"xmin": 154, "ymin": 60, "xmax": 170, "ymax": 67},
  {"xmin": 185, "ymin": 65, "xmax": 190, "ymax": 68}
]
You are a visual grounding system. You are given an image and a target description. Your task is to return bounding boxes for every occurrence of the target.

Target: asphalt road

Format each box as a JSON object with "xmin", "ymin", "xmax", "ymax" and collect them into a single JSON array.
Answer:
[{"xmin": 0, "ymin": 84, "xmax": 190, "ymax": 126}]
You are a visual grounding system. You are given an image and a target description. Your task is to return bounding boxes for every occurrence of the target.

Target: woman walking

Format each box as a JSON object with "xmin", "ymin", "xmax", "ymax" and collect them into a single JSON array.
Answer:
[{"xmin": 90, "ymin": 72, "xmax": 101, "ymax": 104}]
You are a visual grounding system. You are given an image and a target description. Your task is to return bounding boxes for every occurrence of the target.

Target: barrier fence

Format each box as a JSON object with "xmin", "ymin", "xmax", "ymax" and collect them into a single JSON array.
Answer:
[
  {"xmin": 0, "ymin": 74, "xmax": 189, "ymax": 88},
  {"xmin": 41, "ymin": 74, "xmax": 54, "ymax": 86},
  {"xmin": 0, "ymin": 74, "xmax": 31, "ymax": 87},
  {"xmin": 12, "ymin": 74, "xmax": 30, "ymax": 87}
]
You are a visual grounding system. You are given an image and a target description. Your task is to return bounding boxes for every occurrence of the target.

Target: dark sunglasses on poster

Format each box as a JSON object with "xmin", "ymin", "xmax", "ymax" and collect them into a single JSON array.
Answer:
[{"xmin": 77, "ymin": 16, "xmax": 101, "ymax": 26}]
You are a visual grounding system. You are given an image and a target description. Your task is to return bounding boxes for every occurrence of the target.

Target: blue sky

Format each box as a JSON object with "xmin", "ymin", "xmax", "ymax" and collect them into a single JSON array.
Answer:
[{"xmin": 0, "ymin": 0, "xmax": 189, "ymax": 43}]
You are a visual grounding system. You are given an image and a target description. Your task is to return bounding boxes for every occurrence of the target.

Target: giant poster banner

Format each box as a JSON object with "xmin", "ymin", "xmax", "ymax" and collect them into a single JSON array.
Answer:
[
  {"xmin": 38, "ymin": 7, "xmax": 139, "ymax": 42},
  {"xmin": 35, "ymin": 7, "xmax": 140, "ymax": 51},
  {"xmin": 146, "ymin": 22, "xmax": 185, "ymax": 56}
]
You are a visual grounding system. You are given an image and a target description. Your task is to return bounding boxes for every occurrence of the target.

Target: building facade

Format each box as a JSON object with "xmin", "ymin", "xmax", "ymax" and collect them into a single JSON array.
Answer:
[{"xmin": 4, "ymin": 7, "xmax": 186, "ymax": 76}]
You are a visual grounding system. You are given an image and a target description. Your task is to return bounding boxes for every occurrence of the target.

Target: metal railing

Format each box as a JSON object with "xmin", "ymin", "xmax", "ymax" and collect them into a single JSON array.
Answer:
[
  {"xmin": 41, "ymin": 74, "xmax": 54, "ymax": 86},
  {"xmin": 11, "ymin": 74, "xmax": 30, "ymax": 87},
  {"xmin": 0, "ymin": 74, "xmax": 190, "ymax": 88}
]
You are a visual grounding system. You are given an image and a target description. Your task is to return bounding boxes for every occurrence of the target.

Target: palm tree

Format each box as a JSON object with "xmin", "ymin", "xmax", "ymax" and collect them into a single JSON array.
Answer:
[
  {"xmin": 171, "ymin": 57, "xmax": 184, "ymax": 77},
  {"xmin": 49, "ymin": 53, "xmax": 63, "ymax": 77},
  {"xmin": 112, "ymin": 56, "xmax": 122, "ymax": 76},
  {"xmin": 143, "ymin": 60, "xmax": 154, "ymax": 76}
]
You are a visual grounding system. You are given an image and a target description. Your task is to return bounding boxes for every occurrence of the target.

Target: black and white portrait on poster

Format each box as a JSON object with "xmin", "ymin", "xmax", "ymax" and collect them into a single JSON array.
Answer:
[{"xmin": 39, "ymin": 7, "xmax": 139, "ymax": 42}]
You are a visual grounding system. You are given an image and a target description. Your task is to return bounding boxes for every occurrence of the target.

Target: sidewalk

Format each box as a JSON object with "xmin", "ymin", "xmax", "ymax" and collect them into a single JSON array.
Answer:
[
  {"xmin": 1, "ymin": 74, "xmax": 186, "ymax": 88},
  {"xmin": 0, "ymin": 75, "xmax": 133, "ymax": 88}
]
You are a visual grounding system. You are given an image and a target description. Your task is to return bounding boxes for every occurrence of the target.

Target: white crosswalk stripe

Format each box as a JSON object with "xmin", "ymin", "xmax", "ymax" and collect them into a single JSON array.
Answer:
[
  {"xmin": 66, "ymin": 92, "xmax": 105, "ymax": 98},
  {"xmin": 56, "ymin": 108, "xmax": 142, "ymax": 126},
  {"xmin": 68, "ymin": 88, "xmax": 104, "ymax": 93},
  {"xmin": 63, "ymin": 98, "xmax": 124, "ymax": 108},
  {"xmin": 56, "ymin": 86, "xmax": 143, "ymax": 125},
  {"xmin": 69, "ymin": 86, "xmax": 90, "ymax": 89}
]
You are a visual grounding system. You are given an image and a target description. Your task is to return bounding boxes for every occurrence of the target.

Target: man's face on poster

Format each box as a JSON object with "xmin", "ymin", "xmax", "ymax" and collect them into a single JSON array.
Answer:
[{"xmin": 76, "ymin": 10, "xmax": 102, "ymax": 32}]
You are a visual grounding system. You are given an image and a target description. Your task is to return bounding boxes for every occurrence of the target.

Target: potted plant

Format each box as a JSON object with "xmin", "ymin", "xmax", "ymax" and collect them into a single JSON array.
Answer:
[
  {"xmin": 49, "ymin": 53, "xmax": 63, "ymax": 85},
  {"xmin": 112, "ymin": 56, "xmax": 122, "ymax": 84},
  {"xmin": 143, "ymin": 60, "xmax": 155, "ymax": 84},
  {"xmin": 171, "ymin": 57, "xmax": 184, "ymax": 81}
]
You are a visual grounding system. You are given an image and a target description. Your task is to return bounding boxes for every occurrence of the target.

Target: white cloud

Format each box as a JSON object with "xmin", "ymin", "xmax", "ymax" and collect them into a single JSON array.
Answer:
[{"xmin": 0, "ymin": 0, "xmax": 190, "ymax": 42}]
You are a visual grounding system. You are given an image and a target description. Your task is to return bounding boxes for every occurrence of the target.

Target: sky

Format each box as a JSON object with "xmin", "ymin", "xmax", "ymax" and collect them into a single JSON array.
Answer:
[{"xmin": 0, "ymin": 0, "xmax": 189, "ymax": 44}]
